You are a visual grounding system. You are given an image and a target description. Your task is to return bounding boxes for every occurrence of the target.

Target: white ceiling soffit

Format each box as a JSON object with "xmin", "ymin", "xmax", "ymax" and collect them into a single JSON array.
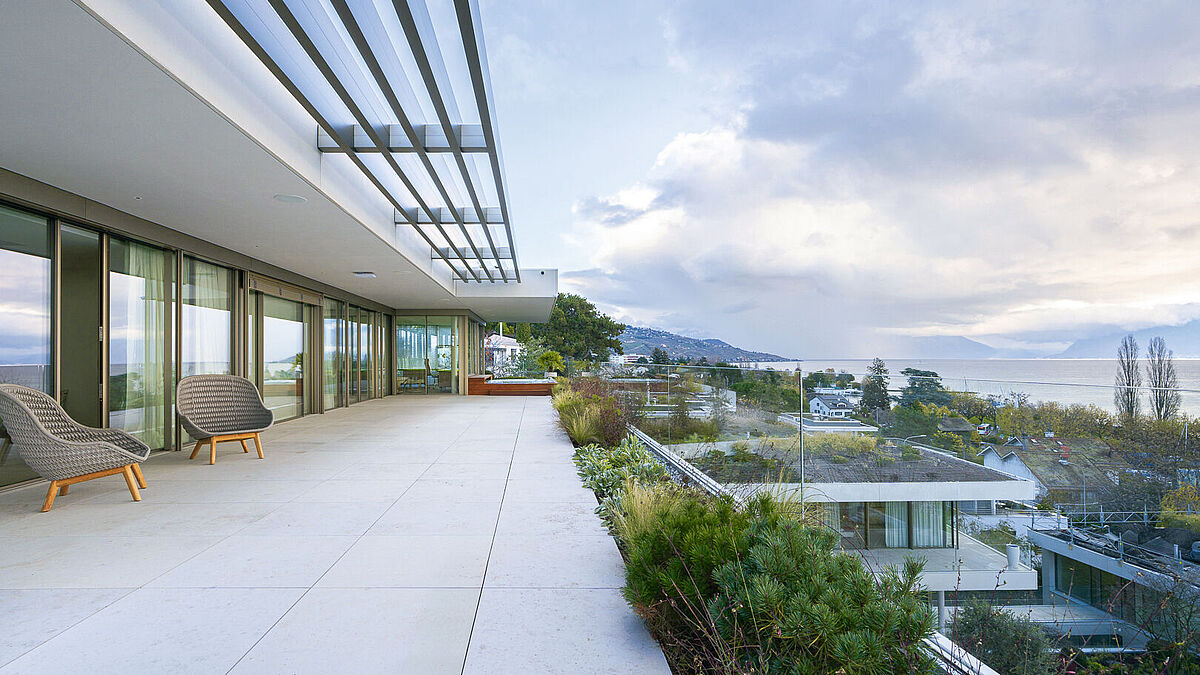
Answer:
[
  {"xmin": 0, "ymin": 0, "xmax": 453, "ymax": 309},
  {"xmin": 205, "ymin": 0, "xmax": 521, "ymax": 284}
]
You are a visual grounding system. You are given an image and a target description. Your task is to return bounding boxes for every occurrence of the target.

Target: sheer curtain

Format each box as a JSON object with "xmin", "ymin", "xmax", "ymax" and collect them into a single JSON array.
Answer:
[
  {"xmin": 912, "ymin": 501, "xmax": 946, "ymax": 548},
  {"xmin": 182, "ymin": 257, "xmax": 232, "ymax": 377},
  {"xmin": 109, "ymin": 240, "xmax": 169, "ymax": 449},
  {"xmin": 884, "ymin": 502, "xmax": 909, "ymax": 548}
]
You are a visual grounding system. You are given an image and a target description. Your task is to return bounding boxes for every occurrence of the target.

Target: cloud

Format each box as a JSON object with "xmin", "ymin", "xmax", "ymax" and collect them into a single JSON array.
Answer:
[{"xmin": 557, "ymin": 2, "xmax": 1200, "ymax": 358}]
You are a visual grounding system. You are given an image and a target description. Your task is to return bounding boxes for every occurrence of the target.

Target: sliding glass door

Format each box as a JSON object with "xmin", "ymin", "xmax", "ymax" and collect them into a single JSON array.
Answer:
[
  {"xmin": 428, "ymin": 316, "xmax": 457, "ymax": 394},
  {"xmin": 0, "ymin": 205, "xmax": 52, "ymax": 488},
  {"xmin": 108, "ymin": 239, "xmax": 172, "ymax": 450},
  {"xmin": 181, "ymin": 257, "xmax": 234, "ymax": 377},
  {"xmin": 260, "ymin": 294, "xmax": 306, "ymax": 421},
  {"xmin": 323, "ymin": 298, "xmax": 345, "ymax": 410},
  {"xmin": 59, "ymin": 224, "xmax": 102, "ymax": 428}
]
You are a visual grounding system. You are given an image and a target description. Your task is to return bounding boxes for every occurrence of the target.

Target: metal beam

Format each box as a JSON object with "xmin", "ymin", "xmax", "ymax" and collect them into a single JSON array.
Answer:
[
  {"xmin": 435, "ymin": 246, "xmax": 511, "ymax": 261},
  {"xmin": 317, "ymin": 124, "xmax": 487, "ymax": 153},
  {"xmin": 330, "ymin": 0, "xmax": 496, "ymax": 281},
  {"xmin": 454, "ymin": 0, "xmax": 521, "ymax": 282},
  {"xmin": 204, "ymin": 0, "xmax": 470, "ymax": 283},
  {"xmin": 398, "ymin": 206, "xmax": 502, "ymax": 225},
  {"xmin": 264, "ymin": 0, "xmax": 484, "ymax": 281},
  {"xmin": 390, "ymin": 0, "xmax": 509, "ymax": 281}
]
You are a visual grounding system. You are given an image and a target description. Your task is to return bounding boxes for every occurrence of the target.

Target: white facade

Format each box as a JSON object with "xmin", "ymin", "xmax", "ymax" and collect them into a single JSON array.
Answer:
[{"xmin": 810, "ymin": 394, "xmax": 854, "ymax": 419}]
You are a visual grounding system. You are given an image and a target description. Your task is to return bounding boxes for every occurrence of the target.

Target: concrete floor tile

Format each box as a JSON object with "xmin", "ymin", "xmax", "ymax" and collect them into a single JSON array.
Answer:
[
  {"xmin": 463, "ymin": 588, "xmax": 669, "ymax": 675},
  {"xmin": 501, "ymin": 478, "xmax": 596, "ymax": 503},
  {"xmin": 318, "ymin": 535, "xmax": 492, "ymax": 588},
  {"xmin": 485, "ymin": 535, "xmax": 625, "ymax": 589},
  {"xmin": 0, "ymin": 589, "xmax": 128, "ymax": 665},
  {"xmin": 495, "ymin": 501, "xmax": 607, "ymax": 537},
  {"xmin": 147, "ymin": 535, "xmax": 357, "ymax": 588},
  {"xmin": 2, "ymin": 588, "xmax": 304, "ymax": 675},
  {"xmin": 369, "ymin": 499, "xmax": 501, "ymax": 536},
  {"xmin": 231, "ymin": 588, "xmax": 477, "ymax": 674},
  {"xmin": 235, "ymin": 501, "xmax": 391, "ymax": 536}
]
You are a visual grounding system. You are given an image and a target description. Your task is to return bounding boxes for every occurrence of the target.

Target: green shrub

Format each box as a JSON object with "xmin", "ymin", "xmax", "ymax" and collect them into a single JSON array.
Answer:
[
  {"xmin": 949, "ymin": 601, "xmax": 1054, "ymax": 675},
  {"xmin": 638, "ymin": 417, "xmax": 720, "ymax": 444},
  {"xmin": 574, "ymin": 435, "xmax": 668, "ymax": 502},
  {"xmin": 731, "ymin": 441, "xmax": 750, "ymax": 452},
  {"xmin": 620, "ymin": 489, "xmax": 783, "ymax": 635},
  {"xmin": 804, "ymin": 432, "xmax": 878, "ymax": 458},
  {"xmin": 561, "ymin": 406, "xmax": 602, "ymax": 445},
  {"xmin": 709, "ymin": 521, "xmax": 936, "ymax": 673},
  {"xmin": 691, "ymin": 448, "xmax": 801, "ymax": 483}
]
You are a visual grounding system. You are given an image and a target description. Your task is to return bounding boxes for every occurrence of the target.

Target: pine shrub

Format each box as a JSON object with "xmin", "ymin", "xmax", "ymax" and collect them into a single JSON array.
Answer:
[{"xmin": 709, "ymin": 520, "xmax": 936, "ymax": 673}]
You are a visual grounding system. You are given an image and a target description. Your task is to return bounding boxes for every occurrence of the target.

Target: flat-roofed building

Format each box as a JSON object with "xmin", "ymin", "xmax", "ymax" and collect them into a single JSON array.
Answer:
[{"xmin": 0, "ymin": 0, "xmax": 556, "ymax": 489}]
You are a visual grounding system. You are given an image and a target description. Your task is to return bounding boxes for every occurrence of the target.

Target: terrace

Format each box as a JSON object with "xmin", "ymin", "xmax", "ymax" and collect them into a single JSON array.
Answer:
[{"xmin": 0, "ymin": 396, "xmax": 669, "ymax": 673}]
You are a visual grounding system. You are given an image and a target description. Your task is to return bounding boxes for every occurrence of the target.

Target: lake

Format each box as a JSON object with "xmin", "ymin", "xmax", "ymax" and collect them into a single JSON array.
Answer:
[{"xmin": 734, "ymin": 358, "xmax": 1200, "ymax": 415}]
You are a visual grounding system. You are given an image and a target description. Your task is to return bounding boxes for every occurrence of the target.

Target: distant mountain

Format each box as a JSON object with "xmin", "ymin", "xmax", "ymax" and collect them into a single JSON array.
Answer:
[
  {"xmin": 619, "ymin": 326, "xmax": 790, "ymax": 363},
  {"xmin": 1056, "ymin": 319, "xmax": 1200, "ymax": 358},
  {"xmin": 877, "ymin": 335, "xmax": 1004, "ymax": 359}
]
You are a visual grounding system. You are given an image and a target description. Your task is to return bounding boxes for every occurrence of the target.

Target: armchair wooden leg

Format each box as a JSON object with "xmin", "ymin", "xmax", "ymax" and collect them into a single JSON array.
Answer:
[
  {"xmin": 189, "ymin": 440, "xmax": 204, "ymax": 460},
  {"xmin": 209, "ymin": 438, "xmax": 217, "ymax": 465},
  {"xmin": 121, "ymin": 465, "xmax": 141, "ymax": 502},
  {"xmin": 131, "ymin": 463, "xmax": 147, "ymax": 489},
  {"xmin": 59, "ymin": 485, "xmax": 69, "ymax": 496},
  {"xmin": 240, "ymin": 439, "xmax": 250, "ymax": 453},
  {"xmin": 42, "ymin": 481, "xmax": 59, "ymax": 512},
  {"xmin": 254, "ymin": 433, "xmax": 264, "ymax": 460}
]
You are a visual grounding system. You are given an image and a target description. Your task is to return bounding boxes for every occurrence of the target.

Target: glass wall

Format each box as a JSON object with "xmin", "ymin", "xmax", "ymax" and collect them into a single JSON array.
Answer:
[
  {"xmin": 428, "ymin": 316, "xmax": 457, "ymax": 394},
  {"xmin": 396, "ymin": 316, "xmax": 427, "ymax": 392},
  {"xmin": 58, "ymin": 225, "xmax": 102, "ymax": 429},
  {"xmin": 181, "ymin": 257, "xmax": 233, "ymax": 377},
  {"xmin": 824, "ymin": 501, "xmax": 954, "ymax": 549},
  {"xmin": 260, "ymin": 294, "xmax": 306, "ymax": 421},
  {"xmin": 0, "ymin": 205, "xmax": 52, "ymax": 487},
  {"xmin": 108, "ymin": 238, "xmax": 172, "ymax": 450},
  {"xmin": 323, "ymin": 298, "xmax": 345, "ymax": 410},
  {"xmin": 357, "ymin": 308, "xmax": 374, "ymax": 401}
]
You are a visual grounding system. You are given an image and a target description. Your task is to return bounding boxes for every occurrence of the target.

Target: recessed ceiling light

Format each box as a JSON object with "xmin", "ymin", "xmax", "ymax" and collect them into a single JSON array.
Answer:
[
  {"xmin": 353, "ymin": 271, "xmax": 377, "ymax": 278},
  {"xmin": 273, "ymin": 194, "xmax": 307, "ymax": 204}
]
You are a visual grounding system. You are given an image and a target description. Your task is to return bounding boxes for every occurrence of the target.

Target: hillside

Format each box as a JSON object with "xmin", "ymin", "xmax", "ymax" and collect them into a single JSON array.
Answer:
[
  {"xmin": 619, "ymin": 326, "xmax": 790, "ymax": 362},
  {"xmin": 1057, "ymin": 319, "xmax": 1200, "ymax": 358}
]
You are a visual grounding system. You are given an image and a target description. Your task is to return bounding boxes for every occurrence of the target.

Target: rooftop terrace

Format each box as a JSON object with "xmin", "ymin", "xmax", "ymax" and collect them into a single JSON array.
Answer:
[{"xmin": 0, "ymin": 396, "xmax": 668, "ymax": 674}]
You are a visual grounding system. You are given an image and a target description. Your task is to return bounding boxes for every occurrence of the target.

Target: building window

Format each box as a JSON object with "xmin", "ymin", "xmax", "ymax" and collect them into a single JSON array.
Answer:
[
  {"xmin": 181, "ymin": 257, "xmax": 234, "ymax": 377},
  {"xmin": 108, "ymin": 238, "xmax": 172, "ymax": 450},
  {"xmin": 260, "ymin": 294, "xmax": 306, "ymax": 421},
  {"xmin": 0, "ymin": 204, "xmax": 51, "ymax": 488},
  {"xmin": 322, "ymin": 298, "xmax": 345, "ymax": 410}
]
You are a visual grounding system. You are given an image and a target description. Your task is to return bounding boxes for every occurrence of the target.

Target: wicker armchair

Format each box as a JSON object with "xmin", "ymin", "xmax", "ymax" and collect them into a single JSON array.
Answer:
[
  {"xmin": 176, "ymin": 375, "xmax": 273, "ymax": 465},
  {"xmin": 0, "ymin": 384, "xmax": 149, "ymax": 512}
]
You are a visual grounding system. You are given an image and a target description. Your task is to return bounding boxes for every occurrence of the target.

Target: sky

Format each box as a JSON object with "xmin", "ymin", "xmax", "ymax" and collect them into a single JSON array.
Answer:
[{"xmin": 478, "ymin": 1, "xmax": 1200, "ymax": 359}]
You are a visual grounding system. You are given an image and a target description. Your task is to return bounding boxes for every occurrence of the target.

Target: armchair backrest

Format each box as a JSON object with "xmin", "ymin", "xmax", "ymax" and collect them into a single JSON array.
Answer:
[
  {"xmin": 0, "ymin": 384, "xmax": 78, "ymax": 447},
  {"xmin": 176, "ymin": 374, "xmax": 272, "ymax": 436}
]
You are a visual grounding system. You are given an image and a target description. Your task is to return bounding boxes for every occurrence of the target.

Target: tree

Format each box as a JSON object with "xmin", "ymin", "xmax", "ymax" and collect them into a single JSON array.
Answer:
[
  {"xmin": 897, "ymin": 368, "xmax": 951, "ymax": 408},
  {"xmin": 860, "ymin": 357, "xmax": 891, "ymax": 414},
  {"xmin": 949, "ymin": 601, "xmax": 1054, "ymax": 675},
  {"xmin": 531, "ymin": 293, "xmax": 625, "ymax": 361},
  {"xmin": 1146, "ymin": 336, "xmax": 1180, "ymax": 422},
  {"xmin": 650, "ymin": 347, "xmax": 669, "ymax": 364},
  {"xmin": 1114, "ymin": 334, "xmax": 1142, "ymax": 420},
  {"xmin": 536, "ymin": 350, "xmax": 565, "ymax": 374}
]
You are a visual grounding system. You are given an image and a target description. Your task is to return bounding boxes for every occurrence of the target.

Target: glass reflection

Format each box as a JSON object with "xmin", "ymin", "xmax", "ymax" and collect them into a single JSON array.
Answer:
[
  {"xmin": 262, "ymin": 295, "xmax": 304, "ymax": 421},
  {"xmin": 0, "ymin": 205, "xmax": 51, "ymax": 487},
  {"xmin": 109, "ymin": 239, "xmax": 171, "ymax": 449}
]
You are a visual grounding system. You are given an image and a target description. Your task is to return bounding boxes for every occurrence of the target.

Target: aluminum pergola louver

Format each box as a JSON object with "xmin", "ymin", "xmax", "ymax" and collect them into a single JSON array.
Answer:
[{"xmin": 207, "ymin": 0, "xmax": 519, "ymax": 283}]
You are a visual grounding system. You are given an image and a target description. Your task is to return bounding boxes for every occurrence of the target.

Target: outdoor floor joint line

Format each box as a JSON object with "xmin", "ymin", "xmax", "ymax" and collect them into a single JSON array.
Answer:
[
  {"xmin": 221, "ymin": 407, "xmax": 479, "ymax": 674},
  {"xmin": 457, "ymin": 396, "xmax": 526, "ymax": 675}
]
